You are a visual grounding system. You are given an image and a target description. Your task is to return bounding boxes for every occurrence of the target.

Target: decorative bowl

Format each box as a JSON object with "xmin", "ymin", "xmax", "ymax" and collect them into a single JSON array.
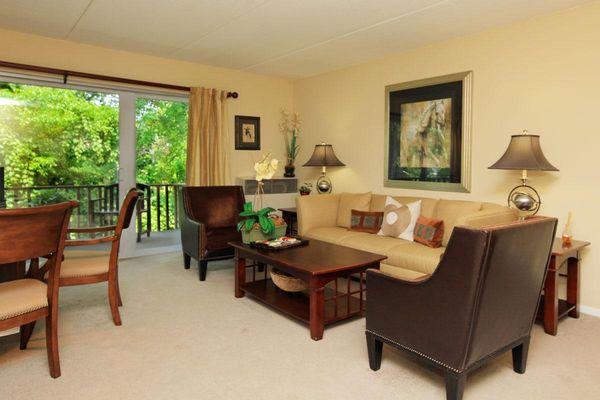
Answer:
[{"xmin": 270, "ymin": 268, "xmax": 306, "ymax": 292}]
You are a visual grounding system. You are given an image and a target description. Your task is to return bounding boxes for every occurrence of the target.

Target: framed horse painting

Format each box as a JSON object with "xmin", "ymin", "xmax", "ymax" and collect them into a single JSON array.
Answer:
[{"xmin": 384, "ymin": 71, "xmax": 473, "ymax": 192}]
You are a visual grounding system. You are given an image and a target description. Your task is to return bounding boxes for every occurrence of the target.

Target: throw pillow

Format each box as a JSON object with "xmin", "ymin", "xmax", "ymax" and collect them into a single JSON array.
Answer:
[
  {"xmin": 414, "ymin": 215, "xmax": 445, "ymax": 248},
  {"xmin": 377, "ymin": 197, "xmax": 421, "ymax": 241},
  {"xmin": 336, "ymin": 192, "xmax": 372, "ymax": 228},
  {"xmin": 349, "ymin": 210, "xmax": 383, "ymax": 234}
]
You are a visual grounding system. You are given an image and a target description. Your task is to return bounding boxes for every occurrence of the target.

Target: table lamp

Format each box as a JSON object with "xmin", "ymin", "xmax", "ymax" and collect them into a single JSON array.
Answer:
[
  {"xmin": 303, "ymin": 143, "xmax": 345, "ymax": 194},
  {"xmin": 489, "ymin": 130, "xmax": 558, "ymax": 216}
]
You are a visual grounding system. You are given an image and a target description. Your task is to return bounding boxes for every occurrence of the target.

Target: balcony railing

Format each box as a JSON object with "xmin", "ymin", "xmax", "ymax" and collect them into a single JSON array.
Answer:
[{"xmin": 4, "ymin": 184, "xmax": 182, "ymax": 239}]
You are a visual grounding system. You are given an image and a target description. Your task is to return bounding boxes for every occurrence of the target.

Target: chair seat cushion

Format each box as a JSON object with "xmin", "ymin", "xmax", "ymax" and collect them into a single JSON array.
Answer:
[
  {"xmin": 205, "ymin": 227, "xmax": 241, "ymax": 251},
  {"xmin": 0, "ymin": 279, "xmax": 48, "ymax": 321},
  {"xmin": 59, "ymin": 251, "xmax": 110, "ymax": 278}
]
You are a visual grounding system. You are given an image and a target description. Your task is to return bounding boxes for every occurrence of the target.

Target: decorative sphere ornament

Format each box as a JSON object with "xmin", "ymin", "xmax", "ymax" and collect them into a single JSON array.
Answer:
[
  {"xmin": 507, "ymin": 184, "xmax": 540, "ymax": 216},
  {"xmin": 316, "ymin": 175, "xmax": 332, "ymax": 194},
  {"xmin": 512, "ymin": 192, "xmax": 535, "ymax": 211}
]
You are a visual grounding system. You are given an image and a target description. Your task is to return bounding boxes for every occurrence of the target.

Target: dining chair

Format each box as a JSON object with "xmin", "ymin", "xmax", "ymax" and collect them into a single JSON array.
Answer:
[
  {"xmin": 0, "ymin": 201, "xmax": 76, "ymax": 378},
  {"xmin": 55, "ymin": 188, "xmax": 139, "ymax": 326}
]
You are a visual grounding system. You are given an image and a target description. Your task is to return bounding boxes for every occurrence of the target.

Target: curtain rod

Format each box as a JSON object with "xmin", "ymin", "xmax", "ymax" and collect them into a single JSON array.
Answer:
[{"xmin": 0, "ymin": 60, "xmax": 239, "ymax": 98}]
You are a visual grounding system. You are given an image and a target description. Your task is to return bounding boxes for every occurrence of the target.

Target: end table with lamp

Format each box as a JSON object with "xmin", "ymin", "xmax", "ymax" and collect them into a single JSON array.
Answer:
[{"xmin": 489, "ymin": 130, "xmax": 591, "ymax": 335}]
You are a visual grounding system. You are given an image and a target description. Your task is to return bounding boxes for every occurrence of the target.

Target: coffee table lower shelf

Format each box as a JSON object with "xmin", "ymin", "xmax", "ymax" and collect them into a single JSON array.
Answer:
[{"xmin": 241, "ymin": 279, "xmax": 363, "ymax": 326}]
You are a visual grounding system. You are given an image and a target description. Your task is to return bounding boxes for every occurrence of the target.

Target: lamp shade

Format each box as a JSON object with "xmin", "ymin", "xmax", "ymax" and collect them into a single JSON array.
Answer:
[
  {"xmin": 489, "ymin": 133, "xmax": 558, "ymax": 171},
  {"xmin": 303, "ymin": 143, "xmax": 345, "ymax": 167}
]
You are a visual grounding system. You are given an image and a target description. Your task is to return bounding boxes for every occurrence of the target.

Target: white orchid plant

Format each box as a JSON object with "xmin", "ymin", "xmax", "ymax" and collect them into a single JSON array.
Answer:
[
  {"xmin": 237, "ymin": 153, "xmax": 282, "ymax": 234},
  {"xmin": 254, "ymin": 152, "xmax": 279, "ymax": 181}
]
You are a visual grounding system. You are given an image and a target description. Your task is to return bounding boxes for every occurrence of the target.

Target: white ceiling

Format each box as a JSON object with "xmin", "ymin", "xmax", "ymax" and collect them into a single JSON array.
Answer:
[{"xmin": 0, "ymin": 0, "xmax": 589, "ymax": 79}]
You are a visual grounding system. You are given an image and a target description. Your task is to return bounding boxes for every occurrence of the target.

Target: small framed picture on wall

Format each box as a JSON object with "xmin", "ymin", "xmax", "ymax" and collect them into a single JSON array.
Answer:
[{"xmin": 235, "ymin": 115, "xmax": 260, "ymax": 150}]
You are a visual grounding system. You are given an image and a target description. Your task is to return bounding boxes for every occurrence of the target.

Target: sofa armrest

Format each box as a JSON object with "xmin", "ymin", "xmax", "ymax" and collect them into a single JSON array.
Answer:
[
  {"xmin": 295, "ymin": 194, "xmax": 341, "ymax": 236},
  {"xmin": 455, "ymin": 205, "xmax": 518, "ymax": 229}
]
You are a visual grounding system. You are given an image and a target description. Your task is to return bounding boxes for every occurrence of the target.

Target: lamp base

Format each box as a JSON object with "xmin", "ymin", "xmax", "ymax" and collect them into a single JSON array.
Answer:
[
  {"xmin": 507, "ymin": 181, "xmax": 540, "ymax": 216},
  {"xmin": 316, "ymin": 174, "xmax": 332, "ymax": 194}
]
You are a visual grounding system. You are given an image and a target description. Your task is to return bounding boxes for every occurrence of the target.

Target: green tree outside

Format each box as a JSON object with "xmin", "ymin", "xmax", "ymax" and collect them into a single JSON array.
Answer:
[{"xmin": 0, "ymin": 83, "xmax": 188, "ymax": 231}]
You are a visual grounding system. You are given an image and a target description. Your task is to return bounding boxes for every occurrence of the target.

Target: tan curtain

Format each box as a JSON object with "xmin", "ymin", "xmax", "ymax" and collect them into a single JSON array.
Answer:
[{"xmin": 186, "ymin": 87, "xmax": 230, "ymax": 186}]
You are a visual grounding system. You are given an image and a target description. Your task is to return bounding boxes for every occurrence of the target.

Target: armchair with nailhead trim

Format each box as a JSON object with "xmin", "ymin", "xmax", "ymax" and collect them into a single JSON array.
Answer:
[
  {"xmin": 365, "ymin": 217, "xmax": 557, "ymax": 400},
  {"xmin": 179, "ymin": 186, "xmax": 245, "ymax": 281}
]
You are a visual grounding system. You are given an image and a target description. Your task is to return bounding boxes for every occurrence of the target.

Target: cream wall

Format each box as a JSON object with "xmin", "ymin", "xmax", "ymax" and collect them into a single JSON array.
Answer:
[
  {"xmin": 0, "ymin": 28, "xmax": 293, "ymax": 182},
  {"xmin": 293, "ymin": 2, "xmax": 600, "ymax": 312}
]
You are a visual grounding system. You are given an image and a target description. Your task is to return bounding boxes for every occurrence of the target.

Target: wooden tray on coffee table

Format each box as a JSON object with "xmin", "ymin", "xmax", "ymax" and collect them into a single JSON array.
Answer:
[{"xmin": 229, "ymin": 239, "xmax": 387, "ymax": 341}]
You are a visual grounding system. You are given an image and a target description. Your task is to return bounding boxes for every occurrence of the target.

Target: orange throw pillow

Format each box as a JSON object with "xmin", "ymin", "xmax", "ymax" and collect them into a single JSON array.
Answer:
[
  {"xmin": 414, "ymin": 215, "xmax": 444, "ymax": 248},
  {"xmin": 349, "ymin": 210, "xmax": 383, "ymax": 234}
]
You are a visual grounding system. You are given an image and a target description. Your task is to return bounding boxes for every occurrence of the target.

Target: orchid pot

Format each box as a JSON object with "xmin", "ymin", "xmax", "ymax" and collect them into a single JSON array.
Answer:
[{"xmin": 237, "ymin": 202, "xmax": 287, "ymax": 244}]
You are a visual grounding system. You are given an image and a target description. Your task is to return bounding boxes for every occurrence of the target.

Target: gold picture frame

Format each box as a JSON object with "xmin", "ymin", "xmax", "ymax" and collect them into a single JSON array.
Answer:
[{"xmin": 384, "ymin": 71, "xmax": 473, "ymax": 193}]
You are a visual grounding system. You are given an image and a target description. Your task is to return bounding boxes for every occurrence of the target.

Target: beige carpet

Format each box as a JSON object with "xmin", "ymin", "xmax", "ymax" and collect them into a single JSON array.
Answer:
[{"xmin": 1, "ymin": 252, "xmax": 599, "ymax": 400}]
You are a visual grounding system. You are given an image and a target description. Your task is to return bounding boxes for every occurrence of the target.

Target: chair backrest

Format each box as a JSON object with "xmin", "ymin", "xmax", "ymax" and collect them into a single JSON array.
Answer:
[
  {"xmin": 465, "ymin": 217, "xmax": 557, "ymax": 365},
  {"xmin": 181, "ymin": 186, "xmax": 245, "ymax": 228},
  {"xmin": 426, "ymin": 217, "xmax": 556, "ymax": 370},
  {"xmin": 115, "ymin": 188, "xmax": 140, "ymax": 234},
  {"xmin": 0, "ymin": 201, "xmax": 77, "ymax": 264}
]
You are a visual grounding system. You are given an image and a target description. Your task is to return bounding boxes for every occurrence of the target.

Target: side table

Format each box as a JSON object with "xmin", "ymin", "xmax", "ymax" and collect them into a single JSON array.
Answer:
[
  {"xmin": 538, "ymin": 238, "xmax": 590, "ymax": 335},
  {"xmin": 279, "ymin": 207, "xmax": 297, "ymax": 236}
]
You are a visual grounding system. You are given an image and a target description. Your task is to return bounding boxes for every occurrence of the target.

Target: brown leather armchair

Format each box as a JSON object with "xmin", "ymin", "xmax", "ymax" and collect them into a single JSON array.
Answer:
[
  {"xmin": 179, "ymin": 186, "xmax": 245, "ymax": 281},
  {"xmin": 365, "ymin": 217, "xmax": 557, "ymax": 400}
]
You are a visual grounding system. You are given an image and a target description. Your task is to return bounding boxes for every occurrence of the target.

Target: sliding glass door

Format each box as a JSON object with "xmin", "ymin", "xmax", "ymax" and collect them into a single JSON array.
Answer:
[
  {"xmin": 131, "ymin": 96, "xmax": 188, "ymax": 256},
  {"xmin": 0, "ymin": 80, "xmax": 120, "ymax": 229},
  {"xmin": 0, "ymin": 77, "xmax": 188, "ymax": 258}
]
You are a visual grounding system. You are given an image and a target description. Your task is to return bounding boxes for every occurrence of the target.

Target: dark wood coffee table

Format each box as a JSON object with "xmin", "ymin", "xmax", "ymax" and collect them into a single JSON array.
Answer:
[{"xmin": 229, "ymin": 240, "xmax": 386, "ymax": 340}]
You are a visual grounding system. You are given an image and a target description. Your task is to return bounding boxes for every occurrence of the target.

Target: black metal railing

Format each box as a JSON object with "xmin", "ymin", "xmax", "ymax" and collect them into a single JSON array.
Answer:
[{"xmin": 4, "ymin": 184, "xmax": 182, "ymax": 236}]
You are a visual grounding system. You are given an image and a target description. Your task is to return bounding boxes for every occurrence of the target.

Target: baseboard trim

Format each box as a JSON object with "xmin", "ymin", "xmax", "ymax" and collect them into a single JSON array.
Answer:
[{"xmin": 580, "ymin": 305, "xmax": 600, "ymax": 318}]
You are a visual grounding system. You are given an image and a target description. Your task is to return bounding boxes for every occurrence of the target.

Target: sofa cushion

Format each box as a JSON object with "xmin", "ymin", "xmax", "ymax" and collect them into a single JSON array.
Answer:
[
  {"xmin": 339, "ymin": 233, "xmax": 410, "ymax": 254},
  {"xmin": 303, "ymin": 227, "xmax": 364, "ymax": 245},
  {"xmin": 386, "ymin": 242, "xmax": 445, "ymax": 274},
  {"xmin": 371, "ymin": 195, "xmax": 438, "ymax": 218},
  {"xmin": 379, "ymin": 263, "xmax": 429, "ymax": 281},
  {"xmin": 337, "ymin": 192, "xmax": 372, "ymax": 228},
  {"xmin": 435, "ymin": 199, "xmax": 482, "ymax": 246}
]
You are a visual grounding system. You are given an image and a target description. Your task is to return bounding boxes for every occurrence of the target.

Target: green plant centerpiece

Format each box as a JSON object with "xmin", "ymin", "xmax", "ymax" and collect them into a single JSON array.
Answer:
[
  {"xmin": 237, "ymin": 152, "xmax": 287, "ymax": 244},
  {"xmin": 237, "ymin": 202, "xmax": 287, "ymax": 244}
]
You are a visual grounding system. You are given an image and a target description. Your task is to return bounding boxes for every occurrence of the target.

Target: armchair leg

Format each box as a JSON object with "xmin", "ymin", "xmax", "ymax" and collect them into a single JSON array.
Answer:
[
  {"xmin": 19, "ymin": 321, "xmax": 36, "ymax": 349},
  {"xmin": 445, "ymin": 371, "xmax": 466, "ymax": 400},
  {"xmin": 183, "ymin": 253, "xmax": 191, "ymax": 270},
  {"xmin": 199, "ymin": 260, "xmax": 208, "ymax": 281},
  {"xmin": 512, "ymin": 338, "xmax": 530, "ymax": 374},
  {"xmin": 366, "ymin": 331, "xmax": 383, "ymax": 371}
]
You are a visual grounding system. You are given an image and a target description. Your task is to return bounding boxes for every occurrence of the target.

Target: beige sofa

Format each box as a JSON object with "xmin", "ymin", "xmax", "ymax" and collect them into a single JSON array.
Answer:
[{"xmin": 296, "ymin": 193, "xmax": 518, "ymax": 280}]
